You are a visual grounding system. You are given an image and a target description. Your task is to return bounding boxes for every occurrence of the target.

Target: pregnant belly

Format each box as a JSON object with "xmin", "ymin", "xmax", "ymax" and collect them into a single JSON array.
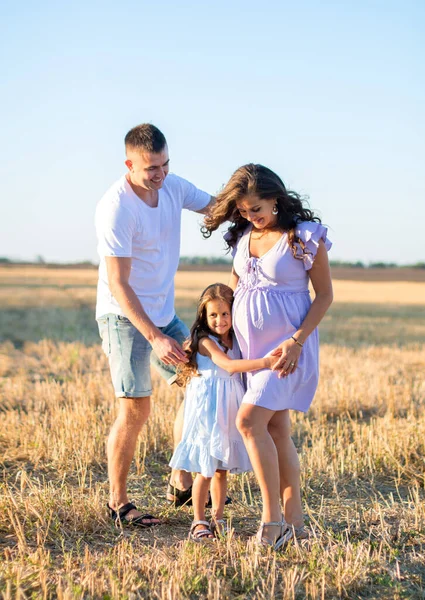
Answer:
[{"xmin": 232, "ymin": 287, "xmax": 311, "ymax": 359}]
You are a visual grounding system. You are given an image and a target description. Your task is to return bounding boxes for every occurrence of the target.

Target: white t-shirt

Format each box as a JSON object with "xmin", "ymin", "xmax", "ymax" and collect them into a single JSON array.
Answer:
[{"xmin": 95, "ymin": 173, "xmax": 210, "ymax": 325}]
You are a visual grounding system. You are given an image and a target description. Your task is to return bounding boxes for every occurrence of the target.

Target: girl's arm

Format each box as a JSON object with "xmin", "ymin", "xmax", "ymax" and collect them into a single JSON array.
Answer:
[
  {"xmin": 271, "ymin": 240, "xmax": 333, "ymax": 376},
  {"xmin": 199, "ymin": 337, "xmax": 272, "ymax": 375}
]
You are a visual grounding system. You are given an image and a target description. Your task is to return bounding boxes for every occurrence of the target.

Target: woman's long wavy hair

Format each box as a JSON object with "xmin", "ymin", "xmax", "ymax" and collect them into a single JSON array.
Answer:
[
  {"xmin": 202, "ymin": 164, "xmax": 321, "ymax": 259},
  {"xmin": 176, "ymin": 283, "xmax": 234, "ymax": 387}
]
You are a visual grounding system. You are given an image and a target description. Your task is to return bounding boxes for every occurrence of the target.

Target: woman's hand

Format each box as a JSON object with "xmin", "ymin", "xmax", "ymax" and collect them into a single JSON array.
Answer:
[{"xmin": 270, "ymin": 338, "xmax": 302, "ymax": 378}]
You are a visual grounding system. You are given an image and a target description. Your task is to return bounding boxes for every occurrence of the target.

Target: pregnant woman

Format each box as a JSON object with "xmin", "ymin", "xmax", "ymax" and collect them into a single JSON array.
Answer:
[{"xmin": 203, "ymin": 164, "xmax": 333, "ymax": 549}]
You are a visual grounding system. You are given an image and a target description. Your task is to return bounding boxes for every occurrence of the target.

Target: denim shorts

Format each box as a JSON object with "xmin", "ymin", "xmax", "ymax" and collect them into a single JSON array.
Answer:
[{"xmin": 97, "ymin": 314, "xmax": 189, "ymax": 398}]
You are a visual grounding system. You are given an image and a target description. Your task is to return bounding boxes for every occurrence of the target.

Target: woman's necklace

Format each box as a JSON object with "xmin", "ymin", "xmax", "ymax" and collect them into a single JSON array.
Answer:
[{"xmin": 251, "ymin": 226, "xmax": 281, "ymax": 241}]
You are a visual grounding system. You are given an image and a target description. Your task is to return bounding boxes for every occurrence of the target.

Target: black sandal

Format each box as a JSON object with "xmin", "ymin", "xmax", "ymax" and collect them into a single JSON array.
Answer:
[
  {"xmin": 166, "ymin": 482, "xmax": 193, "ymax": 507},
  {"xmin": 107, "ymin": 502, "xmax": 160, "ymax": 528},
  {"xmin": 166, "ymin": 481, "xmax": 232, "ymax": 508},
  {"xmin": 206, "ymin": 492, "xmax": 232, "ymax": 508}
]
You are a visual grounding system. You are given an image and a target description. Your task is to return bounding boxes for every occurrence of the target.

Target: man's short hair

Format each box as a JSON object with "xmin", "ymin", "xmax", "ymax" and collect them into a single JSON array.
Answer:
[{"xmin": 125, "ymin": 124, "xmax": 167, "ymax": 154}]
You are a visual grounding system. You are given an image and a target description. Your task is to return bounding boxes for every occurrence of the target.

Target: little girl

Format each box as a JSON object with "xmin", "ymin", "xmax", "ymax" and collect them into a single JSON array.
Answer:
[{"xmin": 169, "ymin": 283, "xmax": 274, "ymax": 541}]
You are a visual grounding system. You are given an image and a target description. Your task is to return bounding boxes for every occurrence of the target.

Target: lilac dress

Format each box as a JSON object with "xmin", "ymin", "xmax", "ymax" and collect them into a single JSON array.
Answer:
[{"xmin": 231, "ymin": 221, "xmax": 332, "ymax": 412}]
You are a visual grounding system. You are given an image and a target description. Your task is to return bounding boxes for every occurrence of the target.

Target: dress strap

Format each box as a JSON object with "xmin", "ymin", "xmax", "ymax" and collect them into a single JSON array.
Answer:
[{"xmin": 207, "ymin": 334, "xmax": 223, "ymax": 348}]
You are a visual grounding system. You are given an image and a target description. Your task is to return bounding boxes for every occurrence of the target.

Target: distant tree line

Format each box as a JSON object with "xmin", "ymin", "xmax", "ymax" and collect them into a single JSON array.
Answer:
[
  {"xmin": 328, "ymin": 260, "xmax": 425, "ymax": 269},
  {"xmin": 1, "ymin": 256, "xmax": 424, "ymax": 269},
  {"xmin": 0, "ymin": 257, "xmax": 97, "ymax": 269},
  {"xmin": 179, "ymin": 257, "xmax": 425, "ymax": 269},
  {"xmin": 179, "ymin": 256, "xmax": 232, "ymax": 265}
]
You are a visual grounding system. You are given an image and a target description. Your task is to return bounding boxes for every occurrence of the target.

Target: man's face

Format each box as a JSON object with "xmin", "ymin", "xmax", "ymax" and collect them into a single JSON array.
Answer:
[{"xmin": 125, "ymin": 146, "xmax": 170, "ymax": 190}]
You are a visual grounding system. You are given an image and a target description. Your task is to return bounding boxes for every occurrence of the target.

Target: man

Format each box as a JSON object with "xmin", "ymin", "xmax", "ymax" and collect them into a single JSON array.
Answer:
[{"xmin": 96, "ymin": 124, "xmax": 212, "ymax": 526}]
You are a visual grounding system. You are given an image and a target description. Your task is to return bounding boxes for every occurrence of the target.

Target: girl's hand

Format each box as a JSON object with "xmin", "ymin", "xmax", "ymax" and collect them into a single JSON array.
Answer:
[
  {"xmin": 264, "ymin": 355, "xmax": 275, "ymax": 370},
  {"xmin": 270, "ymin": 338, "xmax": 302, "ymax": 378}
]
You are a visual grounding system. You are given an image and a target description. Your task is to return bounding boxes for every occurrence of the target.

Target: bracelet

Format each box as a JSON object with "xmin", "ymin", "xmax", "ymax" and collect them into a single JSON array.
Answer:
[{"xmin": 291, "ymin": 335, "xmax": 303, "ymax": 347}]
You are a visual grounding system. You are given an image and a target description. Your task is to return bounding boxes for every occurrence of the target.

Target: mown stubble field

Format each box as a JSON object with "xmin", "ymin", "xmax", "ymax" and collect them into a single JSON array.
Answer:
[{"xmin": 1, "ymin": 267, "xmax": 425, "ymax": 599}]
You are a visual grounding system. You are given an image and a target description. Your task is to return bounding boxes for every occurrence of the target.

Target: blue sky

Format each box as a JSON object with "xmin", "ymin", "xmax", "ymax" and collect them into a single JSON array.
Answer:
[{"xmin": 1, "ymin": 0, "xmax": 424, "ymax": 264}]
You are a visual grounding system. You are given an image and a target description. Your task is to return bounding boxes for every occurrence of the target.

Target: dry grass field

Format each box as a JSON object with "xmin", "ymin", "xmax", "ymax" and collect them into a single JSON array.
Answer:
[{"xmin": 1, "ymin": 267, "xmax": 425, "ymax": 599}]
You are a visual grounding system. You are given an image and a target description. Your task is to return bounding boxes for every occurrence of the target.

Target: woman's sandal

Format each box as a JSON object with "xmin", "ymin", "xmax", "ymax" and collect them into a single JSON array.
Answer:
[
  {"xmin": 256, "ymin": 517, "xmax": 291, "ymax": 550},
  {"xmin": 256, "ymin": 517, "xmax": 309, "ymax": 550},
  {"xmin": 284, "ymin": 524, "xmax": 310, "ymax": 545},
  {"xmin": 107, "ymin": 502, "xmax": 160, "ymax": 528},
  {"xmin": 210, "ymin": 518, "xmax": 229, "ymax": 539},
  {"xmin": 189, "ymin": 520, "xmax": 215, "ymax": 541}
]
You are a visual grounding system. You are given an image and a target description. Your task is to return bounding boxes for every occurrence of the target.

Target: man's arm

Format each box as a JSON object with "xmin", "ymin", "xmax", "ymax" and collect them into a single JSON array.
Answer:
[
  {"xmin": 195, "ymin": 196, "xmax": 215, "ymax": 215},
  {"xmin": 105, "ymin": 256, "xmax": 187, "ymax": 366}
]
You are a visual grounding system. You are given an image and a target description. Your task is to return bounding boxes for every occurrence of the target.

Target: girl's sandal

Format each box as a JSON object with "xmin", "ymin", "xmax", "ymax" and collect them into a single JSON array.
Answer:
[
  {"xmin": 189, "ymin": 520, "xmax": 215, "ymax": 541},
  {"xmin": 210, "ymin": 518, "xmax": 229, "ymax": 539}
]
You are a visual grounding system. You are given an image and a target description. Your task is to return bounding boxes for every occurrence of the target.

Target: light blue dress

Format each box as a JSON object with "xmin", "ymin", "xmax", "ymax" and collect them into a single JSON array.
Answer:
[{"xmin": 169, "ymin": 335, "xmax": 252, "ymax": 478}]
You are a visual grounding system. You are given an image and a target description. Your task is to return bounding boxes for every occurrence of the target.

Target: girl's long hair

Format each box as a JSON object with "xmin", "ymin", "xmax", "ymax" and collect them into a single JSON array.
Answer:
[
  {"xmin": 176, "ymin": 283, "xmax": 234, "ymax": 387},
  {"xmin": 202, "ymin": 163, "xmax": 321, "ymax": 260}
]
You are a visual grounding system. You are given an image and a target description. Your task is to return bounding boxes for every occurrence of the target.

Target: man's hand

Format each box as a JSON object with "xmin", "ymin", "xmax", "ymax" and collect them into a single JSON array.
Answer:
[
  {"xmin": 151, "ymin": 334, "xmax": 188, "ymax": 366},
  {"xmin": 105, "ymin": 257, "xmax": 188, "ymax": 363}
]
